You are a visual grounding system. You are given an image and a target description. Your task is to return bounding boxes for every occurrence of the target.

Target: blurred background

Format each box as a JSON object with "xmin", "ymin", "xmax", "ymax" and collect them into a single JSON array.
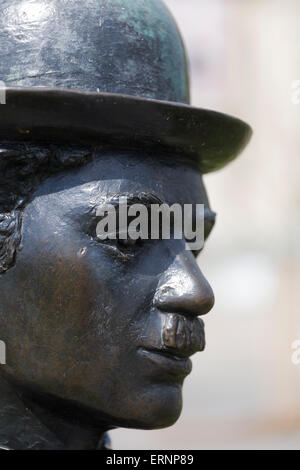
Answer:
[{"xmin": 112, "ymin": 0, "xmax": 300, "ymax": 449}]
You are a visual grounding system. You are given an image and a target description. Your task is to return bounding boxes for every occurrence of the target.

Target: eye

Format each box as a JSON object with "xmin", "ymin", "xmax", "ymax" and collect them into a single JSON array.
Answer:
[
  {"xmin": 98, "ymin": 236, "xmax": 144, "ymax": 262},
  {"xmin": 116, "ymin": 235, "xmax": 145, "ymax": 250},
  {"xmin": 117, "ymin": 238, "xmax": 139, "ymax": 248}
]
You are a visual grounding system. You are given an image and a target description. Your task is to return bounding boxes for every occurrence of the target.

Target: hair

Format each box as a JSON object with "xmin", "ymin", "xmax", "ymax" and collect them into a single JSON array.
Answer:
[{"xmin": 0, "ymin": 141, "xmax": 95, "ymax": 275}]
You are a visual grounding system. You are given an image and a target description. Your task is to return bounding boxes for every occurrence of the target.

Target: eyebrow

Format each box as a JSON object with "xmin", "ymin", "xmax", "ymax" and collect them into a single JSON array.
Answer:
[
  {"xmin": 107, "ymin": 192, "xmax": 164, "ymax": 209},
  {"xmin": 104, "ymin": 191, "xmax": 216, "ymax": 240}
]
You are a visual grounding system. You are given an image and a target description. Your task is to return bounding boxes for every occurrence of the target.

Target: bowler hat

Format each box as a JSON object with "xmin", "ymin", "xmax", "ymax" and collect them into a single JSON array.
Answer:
[{"xmin": 0, "ymin": 0, "xmax": 252, "ymax": 173}]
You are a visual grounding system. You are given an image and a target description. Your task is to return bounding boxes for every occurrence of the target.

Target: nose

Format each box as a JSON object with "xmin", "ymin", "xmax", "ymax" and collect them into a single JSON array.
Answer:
[{"xmin": 154, "ymin": 250, "xmax": 215, "ymax": 318}]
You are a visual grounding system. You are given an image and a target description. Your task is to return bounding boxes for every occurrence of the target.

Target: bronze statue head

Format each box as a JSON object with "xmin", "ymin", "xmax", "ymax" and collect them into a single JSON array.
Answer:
[{"xmin": 0, "ymin": 0, "xmax": 251, "ymax": 449}]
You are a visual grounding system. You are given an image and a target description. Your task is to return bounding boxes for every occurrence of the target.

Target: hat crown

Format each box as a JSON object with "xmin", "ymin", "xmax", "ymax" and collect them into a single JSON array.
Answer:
[{"xmin": 0, "ymin": 0, "xmax": 190, "ymax": 104}]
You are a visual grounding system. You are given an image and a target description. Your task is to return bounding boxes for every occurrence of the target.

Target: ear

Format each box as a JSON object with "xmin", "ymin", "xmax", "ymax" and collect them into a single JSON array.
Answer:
[{"xmin": 0, "ymin": 210, "xmax": 22, "ymax": 275}]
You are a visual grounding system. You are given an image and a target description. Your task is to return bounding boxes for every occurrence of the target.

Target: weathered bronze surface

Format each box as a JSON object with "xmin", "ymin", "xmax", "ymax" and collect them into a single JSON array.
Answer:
[{"xmin": 0, "ymin": 0, "xmax": 252, "ymax": 450}]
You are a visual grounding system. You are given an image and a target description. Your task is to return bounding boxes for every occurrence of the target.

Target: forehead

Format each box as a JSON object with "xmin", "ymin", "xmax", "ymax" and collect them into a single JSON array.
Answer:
[{"xmin": 35, "ymin": 150, "xmax": 210, "ymax": 208}]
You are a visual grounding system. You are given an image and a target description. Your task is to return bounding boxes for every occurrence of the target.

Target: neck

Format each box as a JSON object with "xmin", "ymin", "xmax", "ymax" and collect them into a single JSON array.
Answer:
[{"xmin": 0, "ymin": 374, "xmax": 109, "ymax": 450}]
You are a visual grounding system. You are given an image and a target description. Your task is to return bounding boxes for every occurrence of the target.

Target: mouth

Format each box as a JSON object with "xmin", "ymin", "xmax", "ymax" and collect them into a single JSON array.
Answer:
[
  {"xmin": 137, "ymin": 347, "xmax": 193, "ymax": 378},
  {"xmin": 137, "ymin": 313, "xmax": 205, "ymax": 379}
]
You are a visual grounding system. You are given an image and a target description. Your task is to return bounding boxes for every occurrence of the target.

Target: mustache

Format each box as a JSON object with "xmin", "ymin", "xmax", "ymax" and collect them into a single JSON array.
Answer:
[
  {"xmin": 162, "ymin": 313, "xmax": 205, "ymax": 357},
  {"xmin": 139, "ymin": 312, "xmax": 205, "ymax": 359}
]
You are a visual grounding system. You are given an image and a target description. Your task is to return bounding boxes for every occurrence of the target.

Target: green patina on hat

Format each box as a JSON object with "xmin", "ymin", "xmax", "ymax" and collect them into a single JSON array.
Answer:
[{"xmin": 0, "ymin": 0, "xmax": 252, "ymax": 173}]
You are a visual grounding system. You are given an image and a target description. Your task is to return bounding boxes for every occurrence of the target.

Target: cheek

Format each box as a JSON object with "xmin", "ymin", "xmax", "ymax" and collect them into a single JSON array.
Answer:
[
  {"xmin": 3, "ymin": 238, "xmax": 127, "ymax": 389},
  {"xmin": 10, "ymin": 230, "xmax": 150, "ymax": 360},
  {"xmin": 18, "ymin": 247, "xmax": 111, "ymax": 342}
]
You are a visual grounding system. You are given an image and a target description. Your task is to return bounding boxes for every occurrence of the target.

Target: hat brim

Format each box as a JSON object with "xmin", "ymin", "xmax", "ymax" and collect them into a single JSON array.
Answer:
[{"xmin": 0, "ymin": 88, "xmax": 252, "ymax": 173}]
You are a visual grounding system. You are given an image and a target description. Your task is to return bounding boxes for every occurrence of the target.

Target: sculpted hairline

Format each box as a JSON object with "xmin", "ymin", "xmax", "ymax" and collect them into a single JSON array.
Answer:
[{"xmin": 0, "ymin": 142, "xmax": 95, "ymax": 275}]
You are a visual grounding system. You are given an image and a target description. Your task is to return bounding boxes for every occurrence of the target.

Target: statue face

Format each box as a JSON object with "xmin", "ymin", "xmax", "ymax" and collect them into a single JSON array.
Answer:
[{"xmin": 0, "ymin": 151, "xmax": 215, "ymax": 430}]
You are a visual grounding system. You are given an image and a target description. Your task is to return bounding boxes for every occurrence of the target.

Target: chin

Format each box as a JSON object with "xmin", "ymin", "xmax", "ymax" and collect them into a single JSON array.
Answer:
[{"xmin": 108, "ymin": 382, "xmax": 184, "ymax": 430}]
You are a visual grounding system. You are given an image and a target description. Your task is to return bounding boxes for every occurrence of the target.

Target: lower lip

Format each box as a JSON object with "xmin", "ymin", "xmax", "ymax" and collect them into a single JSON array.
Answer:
[{"xmin": 138, "ymin": 348, "xmax": 193, "ymax": 378}]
